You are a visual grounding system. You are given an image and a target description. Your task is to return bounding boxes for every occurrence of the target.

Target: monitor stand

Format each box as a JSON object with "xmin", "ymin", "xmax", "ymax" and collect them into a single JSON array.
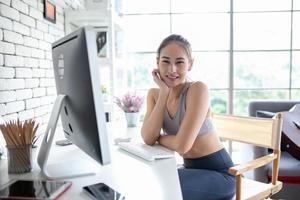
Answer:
[{"xmin": 37, "ymin": 95, "xmax": 95, "ymax": 179}]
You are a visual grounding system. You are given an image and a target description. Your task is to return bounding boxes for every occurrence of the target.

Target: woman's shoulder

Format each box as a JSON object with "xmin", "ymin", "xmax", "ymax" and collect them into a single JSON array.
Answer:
[
  {"xmin": 148, "ymin": 88, "xmax": 159, "ymax": 94},
  {"xmin": 188, "ymin": 81, "xmax": 209, "ymax": 92},
  {"xmin": 148, "ymin": 88, "xmax": 160, "ymax": 99},
  {"xmin": 186, "ymin": 81, "xmax": 210, "ymax": 106}
]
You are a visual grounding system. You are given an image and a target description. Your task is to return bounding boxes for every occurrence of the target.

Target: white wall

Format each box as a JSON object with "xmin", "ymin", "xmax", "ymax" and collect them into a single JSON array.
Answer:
[{"xmin": 0, "ymin": 0, "xmax": 78, "ymax": 147}]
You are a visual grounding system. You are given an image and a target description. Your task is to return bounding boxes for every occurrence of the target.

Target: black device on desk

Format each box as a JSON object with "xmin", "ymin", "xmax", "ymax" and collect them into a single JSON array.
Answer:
[
  {"xmin": 0, "ymin": 180, "xmax": 72, "ymax": 200},
  {"xmin": 83, "ymin": 183, "xmax": 126, "ymax": 200}
]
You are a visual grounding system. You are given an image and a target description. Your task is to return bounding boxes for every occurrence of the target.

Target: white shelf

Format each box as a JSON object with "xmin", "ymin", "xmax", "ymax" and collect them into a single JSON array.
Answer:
[{"xmin": 65, "ymin": 9, "xmax": 123, "ymax": 33}]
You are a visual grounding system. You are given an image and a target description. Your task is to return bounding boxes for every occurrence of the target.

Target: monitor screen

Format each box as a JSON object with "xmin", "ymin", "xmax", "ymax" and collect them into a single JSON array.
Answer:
[{"xmin": 51, "ymin": 26, "xmax": 110, "ymax": 165}]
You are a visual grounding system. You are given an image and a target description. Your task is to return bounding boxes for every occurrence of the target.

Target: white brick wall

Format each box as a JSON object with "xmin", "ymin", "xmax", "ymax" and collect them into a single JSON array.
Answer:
[
  {"xmin": 37, "ymin": 2, "xmax": 43, "ymax": 12},
  {"xmin": 12, "ymin": 0, "xmax": 29, "ymax": 15},
  {"xmin": 16, "ymin": 67, "xmax": 32, "ymax": 78},
  {"xmin": 39, "ymin": 59, "xmax": 51, "ymax": 68},
  {"xmin": 40, "ymin": 95, "xmax": 54, "ymax": 105},
  {"xmin": 0, "ymin": 79, "xmax": 25, "ymax": 90},
  {"xmin": 43, "ymin": 32, "xmax": 55, "ymax": 43},
  {"xmin": 0, "ymin": 15, "xmax": 13, "ymax": 30},
  {"xmin": 31, "ymin": 48, "xmax": 44, "ymax": 58},
  {"xmin": 24, "ymin": 57, "xmax": 38, "ymax": 68},
  {"xmin": 34, "ymin": 104, "xmax": 49, "ymax": 117},
  {"xmin": 25, "ymin": 78, "xmax": 39, "ymax": 88},
  {"xmin": 39, "ymin": 40, "xmax": 51, "ymax": 50},
  {"xmin": 25, "ymin": 97, "xmax": 40, "ymax": 109},
  {"xmin": 24, "ymin": 36, "xmax": 38, "ymax": 48},
  {"xmin": 0, "ymin": 4, "xmax": 20, "ymax": 21},
  {"xmin": 45, "ymin": 69, "xmax": 53, "ymax": 77},
  {"xmin": 32, "ymin": 68, "xmax": 45, "ymax": 77},
  {"xmin": 6, "ymin": 100, "xmax": 25, "ymax": 114},
  {"xmin": 45, "ymin": 51, "xmax": 52, "ymax": 60},
  {"xmin": 30, "ymin": 28, "xmax": 43, "ymax": 39},
  {"xmin": 0, "ymin": 0, "xmax": 11, "ymax": 6},
  {"xmin": 33, "ymin": 87, "xmax": 45, "ymax": 97},
  {"xmin": 18, "ymin": 109, "xmax": 34, "ymax": 121},
  {"xmin": 29, "ymin": 7, "xmax": 42, "ymax": 20},
  {"xmin": 3, "ymin": 113, "xmax": 18, "ymax": 121},
  {"xmin": 3, "ymin": 29, "xmax": 23, "ymax": 44},
  {"xmin": 16, "ymin": 88, "xmax": 33, "ymax": 100},
  {"xmin": 0, "ymin": 104, "xmax": 6, "ymax": 115},
  {"xmin": 0, "ymin": 66, "xmax": 15, "ymax": 78},
  {"xmin": 20, "ymin": 14, "xmax": 35, "ymax": 28},
  {"xmin": 0, "ymin": 54, "xmax": 3, "ymax": 65},
  {"xmin": 36, "ymin": 21, "xmax": 48, "ymax": 32},
  {"xmin": 23, "ymin": 0, "xmax": 37, "ymax": 9},
  {"xmin": 13, "ymin": 21, "xmax": 30, "ymax": 36},
  {"xmin": 0, "ymin": 91, "xmax": 16, "ymax": 103},
  {"xmin": 47, "ymin": 87, "xmax": 56, "ymax": 95},
  {"xmin": 5, "ymin": 55, "xmax": 24, "ymax": 66},
  {"xmin": 40, "ymin": 78, "xmax": 54, "ymax": 87},
  {"xmin": 0, "ymin": 41, "xmax": 16, "ymax": 54},
  {"xmin": 0, "ymin": 0, "xmax": 74, "ymax": 145},
  {"xmin": 16, "ymin": 45, "xmax": 31, "ymax": 57}
]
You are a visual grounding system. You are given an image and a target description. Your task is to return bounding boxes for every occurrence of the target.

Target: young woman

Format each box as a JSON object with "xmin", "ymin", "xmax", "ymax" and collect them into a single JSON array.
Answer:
[{"xmin": 141, "ymin": 34, "xmax": 236, "ymax": 200}]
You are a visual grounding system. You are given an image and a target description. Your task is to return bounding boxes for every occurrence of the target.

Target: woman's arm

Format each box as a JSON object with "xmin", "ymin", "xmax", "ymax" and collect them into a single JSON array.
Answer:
[
  {"xmin": 141, "ymin": 69, "xmax": 170, "ymax": 145},
  {"xmin": 158, "ymin": 82, "xmax": 211, "ymax": 154},
  {"xmin": 141, "ymin": 89, "xmax": 169, "ymax": 145}
]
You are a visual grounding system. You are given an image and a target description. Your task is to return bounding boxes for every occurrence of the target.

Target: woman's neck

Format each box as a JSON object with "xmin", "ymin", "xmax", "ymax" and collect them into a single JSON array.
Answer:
[{"xmin": 168, "ymin": 82, "xmax": 187, "ymax": 100}]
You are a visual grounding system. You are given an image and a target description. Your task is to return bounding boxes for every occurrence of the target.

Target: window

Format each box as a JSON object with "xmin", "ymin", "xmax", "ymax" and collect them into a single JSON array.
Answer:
[
  {"xmin": 172, "ymin": 13, "xmax": 229, "ymax": 51},
  {"xmin": 122, "ymin": 0, "xmax": 300, "ymax": 115},
  {"xmin": 234, "ymin": 52, "xmax": 290, "ymax": 89},
  {"xmin": 234, "ymin": 12, "xmax": 290, "ymax": 50}
]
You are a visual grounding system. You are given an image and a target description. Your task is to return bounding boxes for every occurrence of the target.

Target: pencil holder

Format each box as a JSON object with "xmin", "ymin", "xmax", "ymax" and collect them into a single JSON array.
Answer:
[
  {"xmin": 0, "ymin": 119, "xmax": 38, "ymax": 174},
  {"xmin": 7, "ymin": 144, "xmax": 32, "ymax": 174}
]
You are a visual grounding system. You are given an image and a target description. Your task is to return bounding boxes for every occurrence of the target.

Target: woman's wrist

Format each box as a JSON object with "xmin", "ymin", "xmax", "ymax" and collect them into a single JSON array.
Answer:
[{"xmin": 158, "ymin": 89, "xmax": 169, "ymax": 99}]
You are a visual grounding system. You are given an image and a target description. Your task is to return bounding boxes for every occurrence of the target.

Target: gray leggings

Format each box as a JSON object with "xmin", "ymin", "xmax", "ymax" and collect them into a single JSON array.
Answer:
[{"xmin": 178, "ymin": 148, "xmax": 236, "ymax": 200}]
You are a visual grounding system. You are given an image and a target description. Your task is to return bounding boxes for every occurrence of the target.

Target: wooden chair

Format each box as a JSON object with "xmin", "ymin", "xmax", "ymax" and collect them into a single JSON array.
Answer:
[{"xmin": 213, "ymin": 113, "xmax": 283, "ymax": 200}]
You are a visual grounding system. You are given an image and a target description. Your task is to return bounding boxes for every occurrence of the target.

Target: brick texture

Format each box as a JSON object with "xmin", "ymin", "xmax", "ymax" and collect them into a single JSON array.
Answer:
[{"xmin": 0, "ymin": 0, "xmax": 75, "ymax": 145}]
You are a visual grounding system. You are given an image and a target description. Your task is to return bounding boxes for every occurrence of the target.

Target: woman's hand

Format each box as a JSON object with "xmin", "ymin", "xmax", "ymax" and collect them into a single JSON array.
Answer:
[{"xmin": 152, "ymin": 69, "xmax": 170, "ymax": 95}]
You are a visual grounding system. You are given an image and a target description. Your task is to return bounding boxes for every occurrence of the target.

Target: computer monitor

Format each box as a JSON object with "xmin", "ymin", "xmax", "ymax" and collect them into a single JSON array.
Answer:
[{"xmin": 37, "ymin": 26, "xmax": 111, "ymax": 179}]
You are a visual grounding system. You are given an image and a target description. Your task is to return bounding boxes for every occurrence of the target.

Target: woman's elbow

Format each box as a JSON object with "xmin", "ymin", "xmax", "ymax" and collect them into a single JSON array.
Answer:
[
  {"xmin": 142, "ymin": 136, "xmax": 155, "ymax": 145},
  {"xmin": 144, "ymin": 139, "xmax": 156, "ymax": 146},
  {"xmin": 176, "ymin": 143, "xmax": 192, "ymax": 155},
  {"xmin": 141, "ymin": 131, "xmax": 157, "ymax": 146}
]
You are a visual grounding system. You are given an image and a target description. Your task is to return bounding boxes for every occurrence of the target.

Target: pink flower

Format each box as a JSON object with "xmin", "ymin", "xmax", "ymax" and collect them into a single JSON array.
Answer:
[{"xmin": 114, "ymin": 92, "xmax": 144, "ymax": 113}]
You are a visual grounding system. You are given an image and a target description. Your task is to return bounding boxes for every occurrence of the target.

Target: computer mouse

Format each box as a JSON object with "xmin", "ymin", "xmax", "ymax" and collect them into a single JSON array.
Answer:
[{"xmin": 114, "ymin": 137, "xmax": 132, "ymax": 145}]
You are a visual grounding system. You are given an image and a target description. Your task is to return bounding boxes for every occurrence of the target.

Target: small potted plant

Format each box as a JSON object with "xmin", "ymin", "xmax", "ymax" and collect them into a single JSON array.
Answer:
[{"xmin": 114, "ymin": 92, "xmax": 144, "ymax": 127}]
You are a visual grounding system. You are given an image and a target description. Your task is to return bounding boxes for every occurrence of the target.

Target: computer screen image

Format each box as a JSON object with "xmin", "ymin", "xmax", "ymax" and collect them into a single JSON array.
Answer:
[{"xmin": 37, "ymin": 26, "xmax": 111, "ymax": 179}]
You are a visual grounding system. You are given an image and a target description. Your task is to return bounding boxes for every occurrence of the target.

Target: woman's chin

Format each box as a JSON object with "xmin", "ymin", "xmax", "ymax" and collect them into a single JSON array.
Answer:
[{"xmin": 165, "ymin": 79, "xmax": 180, "ymax": 87}]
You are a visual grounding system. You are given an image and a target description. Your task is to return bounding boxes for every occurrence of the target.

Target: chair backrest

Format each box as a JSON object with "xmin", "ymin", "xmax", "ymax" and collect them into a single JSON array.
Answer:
[
  {"xmin": 213, "ymin": 113, "xmax": 283, "ymax": 150},
  {"xmin": 213, "ymin": 113, "xmax": 283, "ymax": 200}
]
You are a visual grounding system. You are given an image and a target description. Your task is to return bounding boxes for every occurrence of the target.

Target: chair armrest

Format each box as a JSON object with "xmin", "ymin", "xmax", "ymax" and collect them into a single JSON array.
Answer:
[{"xmin": 229, "ymin": 153, "xmax": 277, "ymax": 176}]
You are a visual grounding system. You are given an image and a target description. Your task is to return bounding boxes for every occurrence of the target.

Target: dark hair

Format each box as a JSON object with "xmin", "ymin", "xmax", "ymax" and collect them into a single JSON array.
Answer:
[{"xmin": 157, "ymin": 34, "xmax": 192, "ymax": 61}]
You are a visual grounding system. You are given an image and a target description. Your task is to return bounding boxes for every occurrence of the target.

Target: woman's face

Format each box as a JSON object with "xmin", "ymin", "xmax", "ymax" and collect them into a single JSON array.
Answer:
[{"xmin": 157, "ymin": 42, "xmax": 192, "ymax": 88}]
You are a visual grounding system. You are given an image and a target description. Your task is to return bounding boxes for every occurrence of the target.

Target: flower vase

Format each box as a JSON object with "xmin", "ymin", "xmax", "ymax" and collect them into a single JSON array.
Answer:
[{"xmin": 125, "ymin": 112, "xmax": 140, "ymax": 127}]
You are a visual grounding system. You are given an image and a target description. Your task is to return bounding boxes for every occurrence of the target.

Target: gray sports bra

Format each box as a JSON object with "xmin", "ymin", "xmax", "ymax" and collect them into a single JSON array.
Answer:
[{"xmin": 162, "ymin": 82, "xmax": 215, "ymax": 137}]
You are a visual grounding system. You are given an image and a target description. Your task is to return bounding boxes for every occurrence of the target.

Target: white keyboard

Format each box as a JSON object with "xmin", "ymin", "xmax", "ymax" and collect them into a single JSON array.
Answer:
[{"xmin": 118, "ymin": 142, "xmax": 174, "ymax": 162}]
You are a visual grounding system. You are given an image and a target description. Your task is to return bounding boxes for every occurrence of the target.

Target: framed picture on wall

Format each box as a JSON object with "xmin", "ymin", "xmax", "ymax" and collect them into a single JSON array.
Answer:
[
  {"xmin": 44, "ymin": 0, "xmax": 56, "ymax": 23},
  {"xmin": 95, "ymin": 28, "xmax": 108, "ymax": 58}
]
